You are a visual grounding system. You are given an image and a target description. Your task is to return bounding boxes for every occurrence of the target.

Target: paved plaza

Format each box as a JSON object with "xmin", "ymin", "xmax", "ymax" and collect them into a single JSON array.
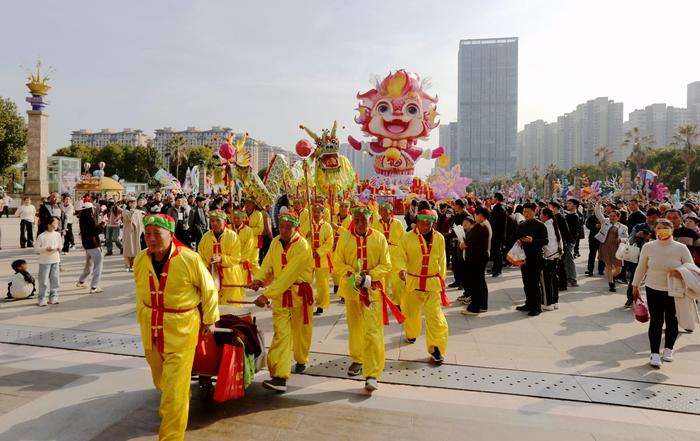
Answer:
[{"xmin": 1, "ymin": 216, "xmax": 700, "ymax": 440}]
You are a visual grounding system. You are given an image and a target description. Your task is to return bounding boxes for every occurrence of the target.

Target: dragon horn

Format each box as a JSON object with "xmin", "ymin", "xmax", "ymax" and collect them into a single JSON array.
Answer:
[
  {"xmin": 299, "ymin": 124, "xmax": 319, "ymax": 141},
  {"xmin": 236, "ymin": 132, "xmax": 248, "ymax": 149},
  {"xmin": 330, "ymin": 120, "xmax": 337, "ymax": 138}
]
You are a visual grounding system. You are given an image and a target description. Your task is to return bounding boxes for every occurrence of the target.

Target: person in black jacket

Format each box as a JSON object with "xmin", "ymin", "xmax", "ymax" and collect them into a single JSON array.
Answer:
[
  {"xmin": 76, "ymin": 203, "xmax": 106, "ymax": 293},
  {"xmin": 461, "ymin": 206, "xmax": 492, "ymax": 315},
  {"xmin": 515, "ymin": 203, "xmax": 548, "ymax": 316},
  {"xmin": 562, "ymin": 199, "xmax": 581, "ymax": 287},
  {"xmin": 626, "ymin": 200, "xmax": 646, "ymax": 230},
  {"xmin": 489, "ymin": 193, "xmax": 507, "ymax": 277},
  {"xmin": 449, "ymin": 199, "xmax": 468, "ymax": 289},
  {"xmin": 38, "ymin": 192, "xmax": 66, "ymax": 236},
  {"xmin": 549, "ymin": 201, "xmax": 574, "ymax": 290},
  {"xmin": 585, "ymin": 205, "xmax": 606, "ymax": 276}
]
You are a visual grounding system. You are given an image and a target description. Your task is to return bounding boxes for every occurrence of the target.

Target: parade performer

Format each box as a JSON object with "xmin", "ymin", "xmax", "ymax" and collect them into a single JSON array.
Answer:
[
  {"xmin": 292, "ymin": 197, "xmax": 310, "ymax": 237},
  {"xmin": 245, "ymin": 198, "xmax": 265, "ymax": 255},
  {"xmin": 372, "ymin": 201, "xmax": 405, "ymax": 305},
  {"xmin": 331, "ymin": 200, "xmax": 353, "ymax": 299},
  {"xmin": 308, "ymin": 203, "xmax": 334, "ymax": 316},
  {"xmin": 134, "ymin": 214, "xmax": 219, "ymax": 441},
  {"xmin": 197, "ymin": 209, "xmax": 244, "ymax": 304},
  {"xmin": 251, "ymin": 212, "xmax": 314, "ymax": 393},
  {"xmin": 398, "ymin": 209, "xmax": 448, "ymax": 364},
  {"xmin": 230, "ymin": 209, "xmax": 256, "ymax": 286},
  {"xmin": 333, "ymin": 204, "xmax": 397, "ymax": 391},
  {"xmin": 348, "ymin": 69, "xmax": 445, "ymax": 176}
]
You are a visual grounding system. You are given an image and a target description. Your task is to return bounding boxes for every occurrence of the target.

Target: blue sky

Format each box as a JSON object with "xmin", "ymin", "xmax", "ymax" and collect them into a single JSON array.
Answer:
[{"xmin": 1, "ymin": 0, "xmax": 699, "ymax": 176}]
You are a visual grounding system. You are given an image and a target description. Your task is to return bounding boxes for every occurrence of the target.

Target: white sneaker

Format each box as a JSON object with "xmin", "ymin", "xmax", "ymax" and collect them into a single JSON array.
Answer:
[
  {"xmin": 542, "ymin": 305, "xmax": 555, "ymax": 311},
  {"xmin": 365, "ymin": 377, "xmax": 378, "ymax": 391},
  {"xmin": 649, "ymin": 353, "xmax": 662, "ymax": 368},
  {"xmin": 553, "ymin": 303, "xmax": 559, "ymax": 310},
  {"xmin": 662, "ymin": 348, "xmax": 674, "ymax": 362},
  {"xmin": 48, "ymin": 298, "xmax": 59, "ymax": 305},
  {"xmin": 90, "ymin": 287, "xmax": 104, "ymax": 294},
  {"xmin": 76, "ymin": 281, "xmax": 87, "ymax": 288},
  {"xmin": 38, "ymin": 299, "xmax": 48, "ymax": 307}
]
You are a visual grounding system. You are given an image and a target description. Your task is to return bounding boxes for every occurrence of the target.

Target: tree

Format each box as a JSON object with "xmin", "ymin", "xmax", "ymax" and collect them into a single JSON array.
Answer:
[
  {"xmin": 122, "ymin": 145, "xmax": 162, "ymax": 186},
  {"xmin": 621, "ymin": 127, "xmax": 653, "ymax": 171},
  {"xmin": 54, "ymin": 144, "xmax": 99, "ymax": 165},
  {"xmin": 0, "ymin": 97, "xmax": 27, "ymax": 174},
  {"xmin": 594, "ymin": 145, "xmax": 613, "ymax": 176},
  {"xmin": 166, "ymin": 135, "xmax": 189, "ymax": 181},
  {"xmin": 672, "ymin": 125, "xmax": 700, "ymax": 196}
]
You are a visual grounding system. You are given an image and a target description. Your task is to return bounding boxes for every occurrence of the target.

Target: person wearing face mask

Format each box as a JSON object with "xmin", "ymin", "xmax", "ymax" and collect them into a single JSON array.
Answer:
[
  {"xmin": 594, "ymin": 202, "xmax": 628, "ymax": 292},
  {"xmin": 632, "ymin": 219, "xmax": 693, "ymax": 368}
]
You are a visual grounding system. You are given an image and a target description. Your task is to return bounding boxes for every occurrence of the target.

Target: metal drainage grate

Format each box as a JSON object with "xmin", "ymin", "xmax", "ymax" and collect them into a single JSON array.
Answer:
[
  {"xmin": 303, "ymin": 353, "xmax": 700, "ymax": 415},
  {"xmin": 3, "ymin": 324, "xmax": 700, "ymax": 415}
]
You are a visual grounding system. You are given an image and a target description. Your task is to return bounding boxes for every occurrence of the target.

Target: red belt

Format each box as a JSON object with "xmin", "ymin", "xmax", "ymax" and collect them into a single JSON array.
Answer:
[
  {"xmin": 314, "ymin": 253, "xmax": 334, "ymax": 272},
  {"xmin": 217, "ymin": 261, "xmax": 252, "ymax": 287},
  {"xmin": 282, "ymin": 281, "xmax": 314, "ymax": 324},
  {"xmin": 357, "ymin": 280, "xmax": 405, "ymax": 325},
  {"xmin": 257, "ymin": 235, "xmax": 263, "ymax": 249},
  {"xmin": 143, "ymin": 302, "xmax": 196, "ymax": 351},
  {"xmin": 407, "ymin": 272, "xmax": 449, "ymax": 306}
]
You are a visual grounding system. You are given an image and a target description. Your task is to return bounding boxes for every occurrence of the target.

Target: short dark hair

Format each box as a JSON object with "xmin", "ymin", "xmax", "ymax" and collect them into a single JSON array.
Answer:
[
  {"xmin": 548, "ymin": 201, "xmax": 562, "ymax": 210},
  {"xmin": 540, "ymin": 207, "xmax": 554, "ymax": 219},
  {"xmin": 494, "ymin": 192, "xmax": 504, "ymax": 202},
  {"xmin": 523, "ymin": 202, "xmax": 537, "ymax": 211},
  {"xmin": 666, "ymin": 208, "xmax": 682, "ymax": 217},
  {"xmin": 418, "ymin": 200, "xmax": 431, "ymax": 210},
  {"xmin": 11, "ymin": 259, "xmax": 26, "ymax": 271},
  {"xmin": 454, "ymin": 199, "xmax": 465, "ymax": 208},
  {"xmin": 646, "ymin": 207, "xmax": 660, "ymax": 217},
  {"xmin": 567, "ymin": 198, "xmax": 580, "ymax": 206},
  {"xmin": 474, "ymin": 206, "xmax": 490, "ymax": 220}
]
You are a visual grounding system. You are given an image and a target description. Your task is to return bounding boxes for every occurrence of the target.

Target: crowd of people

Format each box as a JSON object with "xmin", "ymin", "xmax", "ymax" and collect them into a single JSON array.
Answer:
[{"xmin": 4, "ymin": 187, "xmax": 700, "ymax": 441}]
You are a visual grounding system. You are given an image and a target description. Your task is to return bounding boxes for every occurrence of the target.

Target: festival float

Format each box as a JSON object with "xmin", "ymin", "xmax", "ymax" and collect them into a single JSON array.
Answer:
[{"xmin": 74, "ymin": 161, "xmax": 124, "ymax": 199}]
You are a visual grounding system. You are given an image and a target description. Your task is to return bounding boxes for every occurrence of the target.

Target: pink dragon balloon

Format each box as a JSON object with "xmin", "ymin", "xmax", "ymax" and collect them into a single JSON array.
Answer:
[{"xmin": 349, "ymin": 70, "xmax": 445, "ymax": 176}]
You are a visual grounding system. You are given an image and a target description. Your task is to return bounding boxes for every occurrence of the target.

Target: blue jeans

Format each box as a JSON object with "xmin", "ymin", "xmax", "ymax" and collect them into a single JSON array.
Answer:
[
  {"xmin": 105, "ymin": 226, "xmax": 123, "ymax": 253},
  {"xmin": 38, "ymin": 263, "xmax": 60, "ymax": 302}
]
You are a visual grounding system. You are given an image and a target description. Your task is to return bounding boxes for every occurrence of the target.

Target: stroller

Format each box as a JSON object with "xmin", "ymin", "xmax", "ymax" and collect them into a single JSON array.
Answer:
[{"xmin": 192, "ymin": 313, "xmax": 266, "ymax": 401}]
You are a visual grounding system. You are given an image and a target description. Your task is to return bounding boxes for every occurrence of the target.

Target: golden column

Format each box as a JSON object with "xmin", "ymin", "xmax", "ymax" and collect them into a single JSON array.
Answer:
[{"xmin": 23, "ymin": 61, "xmax": 51, "ymax": 205}]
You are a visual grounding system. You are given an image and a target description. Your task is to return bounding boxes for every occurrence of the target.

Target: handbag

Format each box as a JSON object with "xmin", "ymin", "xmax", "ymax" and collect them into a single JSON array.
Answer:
[
  {"xmin": 633, "ymin": 297, "xmax": 649, "ymax": 323},
  {"xmin": 616, "ymin": 243, "xmax": 640, "ymax": 263},
  {"xmin": 213, "ymin": 342, "xmax": 245, "ymax": 402},
  {"xmin": 192, "ymin": 331, "xmax": 222, "ymax": 376}
]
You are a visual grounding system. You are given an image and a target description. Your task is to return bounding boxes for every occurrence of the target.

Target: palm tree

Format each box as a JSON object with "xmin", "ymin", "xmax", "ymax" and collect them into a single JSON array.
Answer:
[
  {"xmin": 595, "ymin": 145, "xmax": 613, "ymax": 177},
  {"xmin": 166, "ymin": 135, "xmax": 189, "ymax": 180},
  {"xmin": 621, "ymin": 127, "xmax": 653, "ymax": 171},
  {"xmin": 672, "ymin": 125, "xmax": 700, "ymax": 196}
]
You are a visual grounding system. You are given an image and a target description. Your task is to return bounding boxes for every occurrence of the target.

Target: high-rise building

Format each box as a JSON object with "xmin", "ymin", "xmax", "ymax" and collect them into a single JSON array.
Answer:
[
  {"xmin": 153, "ymin": 126, "xmax": 233, "ymax": 169},
  {"xmin": 519, "ymin": 97, "xmax": 623, "ymax": 170},
  {"xmin": 688, "ymin": 81, "xmax": 700, "ymax": 122},
  {"xmin": 624, "ymin": 103, "xmax": 695, "ymax": 148},
  {"xmin": 340, "ymin": 143, "xmax": 374, "ymax": 181},
  {"xmin": 70, "ymin": 128, "xmax": 150, "ymax": 148},
  {"xmin": 438, "ymin": 122, "xmax": 460, "ymax": 167},
  {"xmin": 457, "ymin": 37, "xmax": 518, "ymax": 181}
]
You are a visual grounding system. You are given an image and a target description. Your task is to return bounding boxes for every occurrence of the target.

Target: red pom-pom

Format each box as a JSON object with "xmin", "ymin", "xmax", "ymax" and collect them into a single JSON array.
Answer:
[{"xmin": 295, "ymin": 139, "xmax": 313, "ymax": 157}]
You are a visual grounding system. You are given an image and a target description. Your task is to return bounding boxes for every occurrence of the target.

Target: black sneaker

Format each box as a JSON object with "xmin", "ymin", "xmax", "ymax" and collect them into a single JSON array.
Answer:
[
  {"xmin": 624, "ymin": 299, "xmax": 633, "ymax": 309},
  {"xmin": 406, "ymin": 337, "xmax": 416, "ymax": 344},
  {"xmin": 339, "ymin": 298, "xmax": 345, "ymax": 305},
  {"xmin": 528, "ymin": 310, "xmax": 541, "ymax": 317},
  {"xmin": 491, "ymin": 272, "xmax": 501, "ymax": 278},
  {"xmin": 609, "ymin": 283, "xmax": 616, "ymax": 292},
  {"xmin": 585, "ymin": 271, "xmax": 593, "ymax": 276},
  {"xmin": 431, "ymin": 348, "xmax": 444, "ymax": 364},
  {"xmin": 347, "ymin": 362, "xmax": 362, "ymax": 377},
  {"xmin": 294, "ymin": 363, "xmax": 306, "ymax": 374},
  {"xmin": 516, "ymin": 305, "xmax": 529, "ymax": 312},
  {"xmin": 313, "ymin": 307, "xmax": 323, "ymax": 316},
  {"xmin": 448, "ymin": 282, "xmax": 460, "ymax": 288},
  {"xmin": 262, "ymin": 377, "xmax": 287, "ymax": 393},
  {"xmin": 333, "ymin": 285, "xmax": 339, "ymax": 294}
]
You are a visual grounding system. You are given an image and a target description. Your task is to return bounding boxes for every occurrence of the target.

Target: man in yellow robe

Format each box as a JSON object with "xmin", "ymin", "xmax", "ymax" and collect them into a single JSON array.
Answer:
[
  {"xmin": 333, "ymin": 205, "xmax": 393, "ymax": 391},
  {"xmin": 307, "ymin": 203, "xmax": 334, "ymax": 315},
  {"xmin": 398, "ymin": 209, "xmax": 448, "ymax": 364},
  {"xmin": 197, "ymin": 209, "xmax": 244, "ymax": 304},
  {"xmin": 372, "ymin": 201, "xmax": 405, "ymax": 306},
  {"xmin": 251, "ymin": 212, "xmax": 314, "ymax": 393},
  {"xmin": 292, "ymin": 197, "xmax": 310, "ymax": 237},
  {"xmin": 134, "ymin": 213, "xmax": 219, "ymax": 441},
  {"xmin": 231, "ymin": 209, "xmax": 258, "ymax": 283},
  {"xmin": 331, "ymin": 200, "xmax": 353, "ymax": 300},
  {"xmin": 244, "ymin": 199, "xmax": 264, "ymax": 264}
]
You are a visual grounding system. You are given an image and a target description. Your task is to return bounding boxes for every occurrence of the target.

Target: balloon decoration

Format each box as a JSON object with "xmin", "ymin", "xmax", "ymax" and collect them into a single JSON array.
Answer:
[
  {"xmin": 348, "ymin": 69, "xmax": 445, "ymax": 177},
  {"xmin": 295, "ymin": 139, "xmax": 313, "ymax": 158},
  {"xmin": 428, "ymin": 164, "xmax": 472, "ymax": 201},
  {"xmin": 436, "ymin": 154, "xmax": 450, "ymax": 169}
]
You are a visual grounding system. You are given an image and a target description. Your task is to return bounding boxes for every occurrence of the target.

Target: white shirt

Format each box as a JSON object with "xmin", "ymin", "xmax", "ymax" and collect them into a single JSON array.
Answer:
[
  {"xmin": 632, "ymin": 239, "xmax": 694, "ymax": 291},
  {"xmin": 543, "ymin": 219, "xmax": 562, "ymax": 260},
  {"xmin": 15, "ymin": 205, "xmax": 36, "ymax": 222},
  {"xmin": 35, "ymin": 231, "xmax": 63, "ymax": 264},
  {"xmin": 9, "ymin": 273, "xmax": 33, "ymax": 299}
]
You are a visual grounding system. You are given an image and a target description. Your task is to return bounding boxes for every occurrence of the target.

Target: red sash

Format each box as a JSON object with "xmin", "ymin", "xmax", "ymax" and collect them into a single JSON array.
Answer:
[
  {"xmin": 147, "ymin": 246, "xmax": 197, "ymax": 352},
  {"xmin": 412, "ymin": 229, "xmax": 449, "ymax": 307},
  {"xmin": 312, "ymin": 222, "xmax": 334, "ymax": 272},
  {"xmin": 380, "ymin": 219, "xmax": 391, "ymax": 240}
]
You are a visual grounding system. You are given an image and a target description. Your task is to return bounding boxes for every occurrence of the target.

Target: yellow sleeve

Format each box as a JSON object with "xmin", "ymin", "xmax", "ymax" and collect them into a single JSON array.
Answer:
[
  {"xmin": 192, "ymin": 253, "xmax": 220, "ymax": 325},
  {"xmin": 264, "ymin": 239, "xmax": 311, "ymax": 300},
  {"xmin": 220, "ymin": 231, "xmax": 241, "ymax": 268},
  {"xmin": 317, "ymin": 223, "xmax": 334, "ymax": 257},
  {"xmin": 254, "ymin": 239, "xmax": 275, "ymax": 282},
  {"xmin": 197, "ymin": 232, "xmax": 212, "ymax": 263},
  {"xmin": 436, "ymin": 232, "xmax": 447, "ymax": 277},
  {"xmin": 248, "ymin": 210, "xmax": 264, "ymax": 237},
  {"xmin": 390, "ymin": 220, "xmax": 404, "ymax": 246},
  {"xmin": 333, "ymin": 233, "xmax": 355, "ymax": 278},
  {"xmin": 368, "ymin": 233, "xmax": 391, "ymax": 281},
  {"xmin": 396, "ymin": 232, "xmax": 410, "ymax": 272}
]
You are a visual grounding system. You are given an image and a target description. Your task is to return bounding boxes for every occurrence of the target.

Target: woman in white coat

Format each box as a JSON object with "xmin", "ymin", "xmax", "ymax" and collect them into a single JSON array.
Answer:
[{"xmin": 121, "ymin": 197, "xmax": 144, "ymax": 271}]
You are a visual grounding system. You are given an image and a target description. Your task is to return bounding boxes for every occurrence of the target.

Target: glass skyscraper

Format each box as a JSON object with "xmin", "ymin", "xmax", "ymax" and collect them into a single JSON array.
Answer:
[{"xmin": 457, "ymin": 37, "xmax": 518, "ymax": 180}]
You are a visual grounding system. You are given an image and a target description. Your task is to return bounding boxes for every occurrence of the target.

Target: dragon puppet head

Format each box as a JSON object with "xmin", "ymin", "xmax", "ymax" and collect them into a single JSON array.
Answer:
[
  {"xmin": 355, "ymin": 69, "xmax": 439, "ymax": 145},
  {"xmin": 299, "ymin": 121, "xmax": 341, "ymax": 171},
  {"xmin": 218, "ymin": 132, "xmax": 251, "ymax": 169}
]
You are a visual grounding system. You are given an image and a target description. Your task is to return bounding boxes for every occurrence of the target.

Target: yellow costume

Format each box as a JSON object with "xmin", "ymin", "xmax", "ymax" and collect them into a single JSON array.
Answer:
[
  {"xmin": 297, "ymin": 208, "xmax": 310, "ymax": 237},
  {"xmin": 134, "ymin": 244, "xmax": 220, "ymax": 441},
  {"xmin": 309, "ymin": 220, "xmax": 334, "ymax": 309},
  {"xmin": 373, "ymin": 217, "xmax": 405, "ymax": 305},
  {"xmin": 398, "ymin": 229, "xmax": 449, "ymax": 356},
  {"xmin": 197, "ymin": 228, "xmax": 244, "ymax": 304},
  {"xmin": 331, "ymin": 212, "xmax": 353, "ymax": 295},
  {"xmin": 246, "ymin": 208, "xmax": 265, "ymax": 252},
  {"xmin": 231, "ymin": 222, "xmax": 259, "ymax": 280},
  {"xmin": 254, "ymin": 232, "xmax": 314, "ymax": 379},
  {"xmin": 333, "ymin": 227, "xmax": 391, "ymax": 379},
  {"xmin": 368, "ymin": 200, "xmax": 380, "ymax": 222}
]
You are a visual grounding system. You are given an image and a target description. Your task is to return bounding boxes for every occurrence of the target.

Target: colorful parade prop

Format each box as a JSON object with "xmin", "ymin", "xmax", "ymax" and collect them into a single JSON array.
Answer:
[
  {"xmin": 348, "ymin": 69, "xmax": 446, "ymax": 186},
  {"xmin": 428, "ymin": 164, "xmax": 472, "ymax": 201}
]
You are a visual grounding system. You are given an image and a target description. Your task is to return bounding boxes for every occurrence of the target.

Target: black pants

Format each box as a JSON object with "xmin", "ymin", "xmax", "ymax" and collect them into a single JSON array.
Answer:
[
  {"xmin": 20, "ymin": 220, "xmax": 34, "ymax": 248},
  {"xmin": 62, "ymin": 223, "xmax": 74, "ymax": 252},
  {"xmin": 491, "ymin": 240, "xmax": 503, "ymax": 275},
  {"xmin": 452, "ymin": 248, "xmax": 465, "ymax": 288},
  {"xmin": 646, "ymin": 287, "xmax": 679, "ymax": 354},
  {"xmin": 625, "ymin": 261, "xmax": 638, "ymax": 301},
  {"xmin": 557, "ymin": 257, "xmax": 568, "ymax": 290},
  {"xmin": 465, "ymin": 255, "xmax": 489, "ymax": 312},
  {"xmin": 259, "ymin": 235, "xmax": 272, "ymax": 264},
  {"xmin": 542, "ymin": 258, "xmax": 560, "ymax": 305},
  {"xmin": 574, "ymin": 236, "xmax": 581, "ymax": 256},
  {"xmin": 2, "ymin": 207, "xmax": 8, "ymax": 218},
  {"xmin": 587, "ymin": 240, "xmax": 605, "ymax": 274},
  {"xmin": 521, "ymin": 257, "xmax": 543, "ymax": 312}
]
